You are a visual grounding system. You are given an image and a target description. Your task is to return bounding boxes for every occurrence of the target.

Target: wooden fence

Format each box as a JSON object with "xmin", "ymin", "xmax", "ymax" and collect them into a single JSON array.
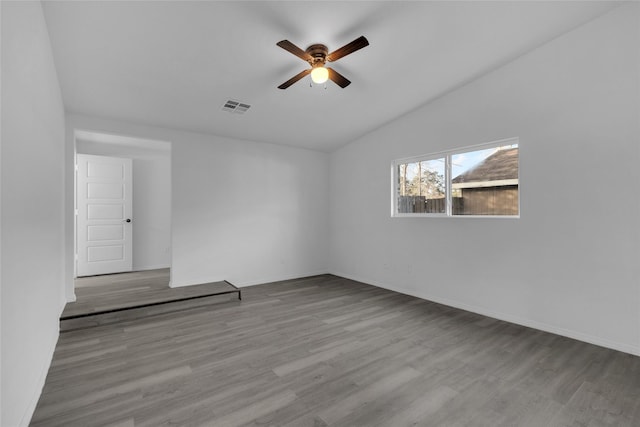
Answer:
[
  {"xmin": 398, "ymin": 186, "xmax": 517, "ymax": 215},
  {"xmin": 398, "ymin": 196, "xmax": 447, "ymax": 214}
]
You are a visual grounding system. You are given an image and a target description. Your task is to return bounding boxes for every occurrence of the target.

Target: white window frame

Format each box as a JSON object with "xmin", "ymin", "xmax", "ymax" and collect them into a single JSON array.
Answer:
[{"xmin": 391, "ymin": 137, "xmax": 520, "ymax": 218}]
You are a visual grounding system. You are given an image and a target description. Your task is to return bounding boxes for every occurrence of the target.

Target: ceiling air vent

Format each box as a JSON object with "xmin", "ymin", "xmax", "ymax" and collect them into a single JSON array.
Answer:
[{"xmin": 221, "ymin": 99, "xmax": 251, "ymax": 114}]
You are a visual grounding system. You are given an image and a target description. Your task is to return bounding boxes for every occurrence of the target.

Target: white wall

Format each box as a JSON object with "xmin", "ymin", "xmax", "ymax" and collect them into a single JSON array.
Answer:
[
  {"xmin": 66, "ymin": 114, "xmax": 329, "ymax": 290},
  {"xmin": 1, "ymin": 2, "xmax": 67, "ymax": 426},
  {"xmin": 329, "ymin": 4, "xmax": 640, "ymax": 355},
  {"xmin": 76, "ymin": 139, "xmax": 171, "ymax": 272}
]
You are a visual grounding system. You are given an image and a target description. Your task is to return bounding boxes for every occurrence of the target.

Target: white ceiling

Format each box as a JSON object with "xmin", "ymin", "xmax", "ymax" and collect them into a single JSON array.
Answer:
[{"xmin": 42, "ymin": 1, "xmax": 619, "ymax": 152}]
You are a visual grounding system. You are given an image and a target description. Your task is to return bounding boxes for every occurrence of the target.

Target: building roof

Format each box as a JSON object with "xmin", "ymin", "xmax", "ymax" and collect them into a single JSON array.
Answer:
[{"xmin": 452, "ymin": 147, "xmax": 518, "ymax": 184}]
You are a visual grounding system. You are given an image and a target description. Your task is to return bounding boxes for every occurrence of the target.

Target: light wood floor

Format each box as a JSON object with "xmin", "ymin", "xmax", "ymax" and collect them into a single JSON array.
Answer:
[{"xmin": 33, "ymin": 275, "xmax": 640, "ymax": 426}]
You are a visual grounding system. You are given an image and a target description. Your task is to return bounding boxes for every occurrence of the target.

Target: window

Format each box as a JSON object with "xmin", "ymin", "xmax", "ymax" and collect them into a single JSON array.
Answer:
[
  {"xmin": 397, "ymin": 158, "xmax": 446, "ymax": 214},
  {"xmin": 392, "ymin": 139, "xmax": 519, "ymax": 217}
]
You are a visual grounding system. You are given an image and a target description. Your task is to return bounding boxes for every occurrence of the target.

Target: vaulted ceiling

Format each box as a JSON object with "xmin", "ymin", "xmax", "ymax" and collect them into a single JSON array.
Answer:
[{"xmin": 42, "ymin": 1, "xmax": 619, "ymax": 151}]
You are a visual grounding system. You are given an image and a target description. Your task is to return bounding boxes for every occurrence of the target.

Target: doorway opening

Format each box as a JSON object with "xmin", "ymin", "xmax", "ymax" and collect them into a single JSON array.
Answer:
[{"xmin": 73, "ymin": 130, "xmax": 172, "ymax": 297}]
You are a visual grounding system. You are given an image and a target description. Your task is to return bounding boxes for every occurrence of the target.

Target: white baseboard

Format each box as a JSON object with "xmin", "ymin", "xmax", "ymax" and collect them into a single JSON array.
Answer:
[
  {"xmin": 133, "ymin": 264, "xmax": 171, "ymax": 272},
  {"xmin": 20, "ymin": 326, "xmax": 59, "ymax": 426},
  {"xmin": 170, "ymin": 270, "xmax": 329, "ymax": 289},
  {"xmin": 169, "ymin": 275, "xmax": 226, "ymax": 288},
  {"xmin": 331, "ymin": 271, "xmax": 640, "ymax": 357},
  {"xmin": 233, "ymin": 271, "xmax": 329, "ymax": 288}
]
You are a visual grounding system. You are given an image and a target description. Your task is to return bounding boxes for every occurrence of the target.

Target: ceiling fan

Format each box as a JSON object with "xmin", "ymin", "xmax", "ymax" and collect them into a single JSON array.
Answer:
[{"xmin": 276, "ymin": 36, "xmax": 369, "ymax": 89}]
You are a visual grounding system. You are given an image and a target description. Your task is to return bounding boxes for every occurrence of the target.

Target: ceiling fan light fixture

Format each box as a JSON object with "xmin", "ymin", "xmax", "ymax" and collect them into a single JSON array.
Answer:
[
  {"xmin": 310, "ymin": 66, "xmax": 329, "ymax": 84},
  {"xmin": 277, "ymin": 36, "xmax": 368, "ymax": 89}
]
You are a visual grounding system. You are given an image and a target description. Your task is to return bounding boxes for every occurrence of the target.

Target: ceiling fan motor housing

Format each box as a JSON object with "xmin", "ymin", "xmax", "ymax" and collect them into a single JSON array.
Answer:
[{"xmin": 306, "ymin": 44, "xmax": 328, "ymax": 67}]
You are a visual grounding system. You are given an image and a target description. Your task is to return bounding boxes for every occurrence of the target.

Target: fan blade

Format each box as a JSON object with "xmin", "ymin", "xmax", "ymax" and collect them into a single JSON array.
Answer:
[
  {"xmin": 277, "ymin": 40, "xmax": 312, "ymax": 62},
  {"xmin": 278, "ymin": 68, "xmax": 311, "ymax": 89},
  {"xmin": 327, "ymin": 67, "xmax": 351, "ymax": 88},
  {"xmin": 326, "ymin": 36, "xmax": 369, "ymax": 62}
]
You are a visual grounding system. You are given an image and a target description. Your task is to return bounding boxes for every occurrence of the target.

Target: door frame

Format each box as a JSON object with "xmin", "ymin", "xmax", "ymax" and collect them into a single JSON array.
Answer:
[{"xmin": 70, "ymin": 129, "xmax": 172, "ymax": 300}]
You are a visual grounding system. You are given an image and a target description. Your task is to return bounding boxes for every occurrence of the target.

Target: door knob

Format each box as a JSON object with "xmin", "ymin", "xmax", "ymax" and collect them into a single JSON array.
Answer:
[{"xmin": 124, "ymin": 218, "xmax": 131, "ymax": 223}]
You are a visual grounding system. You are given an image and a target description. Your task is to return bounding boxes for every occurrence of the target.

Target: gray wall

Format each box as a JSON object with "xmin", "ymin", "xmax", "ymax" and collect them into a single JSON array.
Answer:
[
  {"xmin": 329, "ymin": 4, "xmax": 640, "ymax": 355},
  {"xmin": 66, "ymin": 114, "xmax": 330, "ymax": 291},
  {"xmin": 1, "ymin": 2, "xmax": 67, "ymax": 425}
]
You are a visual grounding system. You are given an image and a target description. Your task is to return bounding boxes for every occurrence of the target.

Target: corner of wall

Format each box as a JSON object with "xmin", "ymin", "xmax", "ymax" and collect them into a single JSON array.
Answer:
[{"xmin": 19, "ymin": 330, "xmax": 59, "ymax": 427}]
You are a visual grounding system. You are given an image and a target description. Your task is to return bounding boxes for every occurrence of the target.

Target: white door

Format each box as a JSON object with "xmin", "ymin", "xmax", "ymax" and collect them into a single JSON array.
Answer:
[{"xmin": 76, "ymin": 154, "xmax": 133, "ymax": 276}]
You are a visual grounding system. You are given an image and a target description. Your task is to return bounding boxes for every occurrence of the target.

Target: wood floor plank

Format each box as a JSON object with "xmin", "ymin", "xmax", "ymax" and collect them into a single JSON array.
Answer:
[
  {"xmin": 369, "ymin": 384, "xmax": 460, "ymax": 427},
  {"xmin": 318, "ymin": 367, "xmax": 423, "ymax": 425},
  {"xmin": 32, "ymin": 273, "xmax": 640, "ymax": 426}
]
